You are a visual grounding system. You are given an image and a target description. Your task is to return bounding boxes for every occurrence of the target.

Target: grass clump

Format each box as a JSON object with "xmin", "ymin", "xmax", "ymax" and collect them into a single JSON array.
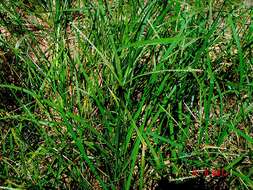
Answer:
[{"xmin": 0, "ymin": 0, "xmax": 252, "ymax": 189}]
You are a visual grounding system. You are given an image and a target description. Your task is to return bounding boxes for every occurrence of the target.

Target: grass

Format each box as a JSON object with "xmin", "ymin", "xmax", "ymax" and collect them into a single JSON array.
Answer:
[{"xmin": 0, "ymin": 0, "xmax": 252, "ymax": 189}]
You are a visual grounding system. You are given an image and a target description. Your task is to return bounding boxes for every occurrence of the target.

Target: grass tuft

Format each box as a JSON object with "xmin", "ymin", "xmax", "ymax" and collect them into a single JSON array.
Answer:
[{"xmin": 0, "ymin": 0, "xmax": 252, "ymax": 189}]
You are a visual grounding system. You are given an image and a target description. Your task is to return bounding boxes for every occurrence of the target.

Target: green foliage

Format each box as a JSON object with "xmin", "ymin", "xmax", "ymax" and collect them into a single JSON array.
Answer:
[{"xmin": 0, "ymin": 0, "xmax": 252, "ymax": 189}]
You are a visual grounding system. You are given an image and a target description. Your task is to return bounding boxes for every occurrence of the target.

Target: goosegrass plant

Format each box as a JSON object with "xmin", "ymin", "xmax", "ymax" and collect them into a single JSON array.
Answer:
[{"xmin": 0, "ymin": 0, "xmax": 252, "ymax": 189}]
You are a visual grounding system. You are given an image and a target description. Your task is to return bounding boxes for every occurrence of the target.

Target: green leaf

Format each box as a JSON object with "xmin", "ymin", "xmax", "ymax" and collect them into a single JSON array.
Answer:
[{"xmin": 120, "ymin": 36, "xmax": 183, "ymax": 50}]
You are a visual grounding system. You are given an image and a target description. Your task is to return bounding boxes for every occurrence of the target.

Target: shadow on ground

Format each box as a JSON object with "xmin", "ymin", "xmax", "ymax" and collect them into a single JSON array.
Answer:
[{"xmin": 156, "ymin": 176, "xmax": 229, "ymax": 190}]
